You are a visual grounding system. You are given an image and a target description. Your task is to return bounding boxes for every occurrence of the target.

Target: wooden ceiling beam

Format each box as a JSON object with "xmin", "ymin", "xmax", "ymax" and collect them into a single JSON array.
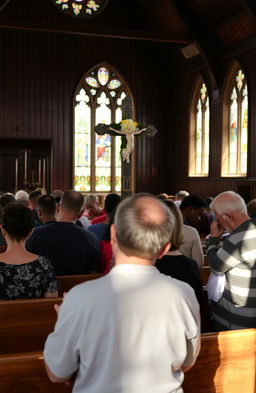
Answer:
[
  {"xmin": 172, "ymin": 0, "xmax": 222, "ymax": 89},
  {"xmin": 0, "ymin": 20, "xmax": 190, "ymax": 44}
]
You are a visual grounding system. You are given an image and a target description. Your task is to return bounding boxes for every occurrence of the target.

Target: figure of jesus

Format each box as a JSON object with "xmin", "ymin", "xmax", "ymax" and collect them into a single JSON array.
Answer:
[{"xmin": 109, "ymin": 119, "xmax": 147, "ymax": 163}]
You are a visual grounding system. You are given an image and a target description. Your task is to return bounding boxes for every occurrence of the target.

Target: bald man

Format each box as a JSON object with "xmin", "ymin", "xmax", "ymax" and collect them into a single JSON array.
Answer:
[{"xmin": 44, "ymin": 193, "xmax": 200, "ymax": 393}]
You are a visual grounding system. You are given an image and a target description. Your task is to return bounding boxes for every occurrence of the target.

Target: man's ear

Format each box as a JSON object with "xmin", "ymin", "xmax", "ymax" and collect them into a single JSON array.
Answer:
[
  {"xmin": 156, "ymin": 242, "xmax": 171, "ymax": 260},
  {"xmin": 37, "ymin": 208, "xmax": 42, "ymax": 217},
  {"xmin": 110, "ymin": 223, "xmax": 117, "ymax": 246}
]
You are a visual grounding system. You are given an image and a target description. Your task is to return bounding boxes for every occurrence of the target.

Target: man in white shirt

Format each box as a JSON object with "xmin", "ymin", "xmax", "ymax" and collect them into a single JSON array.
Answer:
[{"xmin": 44, "ymin": 193, "xmax": 201, "ymax": 393}]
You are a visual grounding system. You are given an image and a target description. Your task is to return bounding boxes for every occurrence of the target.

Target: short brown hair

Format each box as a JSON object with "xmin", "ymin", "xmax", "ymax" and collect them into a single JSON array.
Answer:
[{"xmin": 60, "ymin": 190, "xmax": 84, "ymax": 214}]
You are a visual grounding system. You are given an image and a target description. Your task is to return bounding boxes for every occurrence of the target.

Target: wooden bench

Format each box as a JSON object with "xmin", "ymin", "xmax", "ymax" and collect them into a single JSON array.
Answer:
[
  {"xmin": 0, "ymin": 274, "xmax": 103, "ymax": 354},
  {"xmin": 0, "ymin": 351, "xmax": 71, "ymax": 393},
  {"xmin": 1, "ymin": 329, "xmax": 255, "ymax": 393},
  {"xmin": 57, "ymin": 273, "xmax": 103, "ymax": 296},
  {"xmin": 183, "ymin": 328, "xmax": 256, "ymax": 393},
  {"xmin": 0, "ymin": 297, "xmax": 61, "ymax": 355}
]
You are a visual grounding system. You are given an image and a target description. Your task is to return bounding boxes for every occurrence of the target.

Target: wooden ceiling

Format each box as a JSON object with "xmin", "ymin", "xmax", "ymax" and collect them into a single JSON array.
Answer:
[{"xmin": 1, "ymin": 0, "xmax": 256, "ymax": 67}]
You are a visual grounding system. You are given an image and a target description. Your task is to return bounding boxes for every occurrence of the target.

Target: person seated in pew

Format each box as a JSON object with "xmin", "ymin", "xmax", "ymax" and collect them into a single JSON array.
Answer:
[
  {"xmin": 180, "ymin": 195, "xmax": 211, "ymax": 238},
  {"xmin": 36, "ymin": 194, "xmax": 57, "ymax": 225},
  {"xmin": 29, "ymin": 190, "xmax": 42, "ymax": 227},
  {"xmin": 99, "ymin": 209, "xmax": 117, "ymax": 274},
  {"xmin": 208, "ymin": 191, "xmax": 256, "ymax": 331},
  {"xmin": 155, "ymin": 200, "xmax": 202, "ymax": 305},
  {"xmin": 84, "ymin": 194, "xmax": 103, "ymax": 222},
  {"xmin": 44, "ymin": 193, "xmax": 200, "ymax": 392},
  {"xmin": 88, "ymin": 193, "xmax": 121, "ymax": 240},
  {"xmin": 0, "ymin": 204, "xmax": 58, "ymax": 300},
  {"xmin": 26, "ymin": 190, "xmax": 100, "ymax": 276}
]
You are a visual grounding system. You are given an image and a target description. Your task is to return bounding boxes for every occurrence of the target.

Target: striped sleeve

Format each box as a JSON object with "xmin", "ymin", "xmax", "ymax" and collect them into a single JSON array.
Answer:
[{"xmin": 207, "ymin": 237, "xmax": 242, "ymax": 273}]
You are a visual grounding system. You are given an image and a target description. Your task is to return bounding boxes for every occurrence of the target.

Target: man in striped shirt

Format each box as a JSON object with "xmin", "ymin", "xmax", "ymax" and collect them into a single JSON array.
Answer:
[{"xmin": 207, "ymin": 191, "xmax": 256, "ymax": 331}]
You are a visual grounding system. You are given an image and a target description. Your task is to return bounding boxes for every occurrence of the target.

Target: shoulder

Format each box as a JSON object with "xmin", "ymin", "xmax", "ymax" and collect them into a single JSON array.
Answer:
[
  {"xmin": 31, "ymin": 222, "xmax": 57, "ymax": 236},
  {"xmin": 152, "ymin": 269, "xmax": 197, "ymax": 299},
  {"xmin": 183, "ymin": 225, "xmax": 199, "ymax": 238}
]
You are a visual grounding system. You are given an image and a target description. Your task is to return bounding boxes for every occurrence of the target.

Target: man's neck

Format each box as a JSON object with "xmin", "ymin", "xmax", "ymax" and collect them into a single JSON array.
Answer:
[
  {"xmin": 41, "ymin": 216, "xmax": 56, "ymax": 224},
  {"xmin": 57, "ymin": 211, "xmax": 77, "ymax": 223},
  {"xmin": 114, "ymin": 248, "xmax": 154, "ymax": 267},
  {"xmin": 233, "ymin": 214, "xmax": 250, "ymax": 231}
]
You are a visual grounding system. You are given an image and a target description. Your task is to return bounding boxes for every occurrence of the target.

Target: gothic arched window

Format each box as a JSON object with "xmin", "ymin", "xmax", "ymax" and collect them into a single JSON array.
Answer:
[
  {"xmin": 189, "ymin": 78, "xmax": 210, "ymax": 176},
  {"xmin": 222, "ymin": 67, "xmax": 248, "ymax": 176},
  {"xmin": 73, "ymin": 63, "xmax": 134, "ymax": 192}
]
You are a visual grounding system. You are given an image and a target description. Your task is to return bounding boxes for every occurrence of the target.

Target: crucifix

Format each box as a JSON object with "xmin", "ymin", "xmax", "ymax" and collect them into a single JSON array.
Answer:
[{"xmin": 94, "ymin": 97, "xmax": 158, "ymax": 197}]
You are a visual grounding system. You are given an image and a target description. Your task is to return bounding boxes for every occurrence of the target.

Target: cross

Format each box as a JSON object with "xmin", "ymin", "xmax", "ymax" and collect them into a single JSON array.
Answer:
[{"xmin": 94, "ymin": 98, "xmax": 158, "ymax": 196}]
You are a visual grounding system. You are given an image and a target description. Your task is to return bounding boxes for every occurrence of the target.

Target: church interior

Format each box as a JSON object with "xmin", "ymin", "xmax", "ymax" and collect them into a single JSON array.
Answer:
[
  {"xmin": 1, "ymin": 1, "xmax": 256, "ymax": 392},
  {"xmin": 1, "ymin": 0, "xmax": 256, "ymax": 199}
]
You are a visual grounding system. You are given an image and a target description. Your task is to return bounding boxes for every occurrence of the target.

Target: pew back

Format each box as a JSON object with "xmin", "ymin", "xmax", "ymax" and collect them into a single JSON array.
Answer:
[
  {"xmin": 57, "ymin": 273, "xmax": 103, "ymax": 295},
  {"xmin": 1, "ymin": 329, "xmax": 256, "ymax": 393},
  {"xmin": 0, "ymin": 351, "xmax": 71, "ymax": 393},
  {"xmin": 0, "ymin": 297, "xmax": 61, "ymax": 355},
  {"xmin": 183, "ymin": 328, "xmax": 256, "ymax": 393}
]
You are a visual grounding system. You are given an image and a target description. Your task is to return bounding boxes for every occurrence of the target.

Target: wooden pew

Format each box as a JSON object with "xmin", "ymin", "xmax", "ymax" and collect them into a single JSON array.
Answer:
[
  {"xmin": 183, "ymin": 328, "xmax": 256, "ymax": 393},
  {"xmin": 0, "ymin": 351, "xmax": 71, "ymax": 393},
  {"xmin": 0, "ymin": 297, "xmax": 61, "ymax": 355},
  {"xmin": 57, "ymin": 273, "xmax": 103, "ymax": 296},
  {"xmin": 0, "ymin": 274, "xmax": 103, "ymax": 354},
  {"xmin": 1, "ymin": 329, "xmax": 256, "ymax": 393}
]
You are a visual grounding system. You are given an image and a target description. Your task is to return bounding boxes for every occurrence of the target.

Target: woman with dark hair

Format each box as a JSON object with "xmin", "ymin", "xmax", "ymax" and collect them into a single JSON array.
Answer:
[
  {"xmin": 155, "ymin": 200, "xmax": 202, "ymax": 304},
  {"xmin": 0, "ymin": 204, "xmax": 58, "ymax": 300}
]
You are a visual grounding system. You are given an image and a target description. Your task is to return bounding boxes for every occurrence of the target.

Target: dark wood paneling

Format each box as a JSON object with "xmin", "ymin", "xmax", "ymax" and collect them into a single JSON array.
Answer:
[{"xmin": 0, "ymin": 27, "xmax": 169, "ymax": 193}]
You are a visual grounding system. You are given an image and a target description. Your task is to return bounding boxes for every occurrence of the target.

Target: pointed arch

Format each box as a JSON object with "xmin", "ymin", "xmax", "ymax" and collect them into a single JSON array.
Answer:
[
  {"xmin": 221, "ymin": 62, "xmax": 248, "ymax": 177},
  {"xmin": 188, "ymin": 75, "xmax": 210, "ymax": 177},
  {"xmin": 73, "ymin": 62, "xmax": 135, "ymax": 193}
]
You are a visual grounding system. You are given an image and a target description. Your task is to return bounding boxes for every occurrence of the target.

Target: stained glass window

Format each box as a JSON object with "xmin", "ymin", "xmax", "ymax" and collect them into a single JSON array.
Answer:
[
  {"xmin": 227, "ymin": 69, "xmax": 248, "ymax": 175},
  {"xmin": 51, "ymin": 0, "xmax": 110, "ymax": 18},
  {"xmin": 73, "ymin": 63, "xmax": 134, "ymax": 193},
  {"xmin": 189, "ymin": 81, "xmax": 210, "ymax": 176}
]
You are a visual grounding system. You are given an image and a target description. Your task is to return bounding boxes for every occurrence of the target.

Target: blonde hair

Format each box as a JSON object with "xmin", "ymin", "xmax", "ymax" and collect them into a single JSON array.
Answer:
[{"xmin": 164, "ymin": 200, "xmax": 184, "ymax": 251}]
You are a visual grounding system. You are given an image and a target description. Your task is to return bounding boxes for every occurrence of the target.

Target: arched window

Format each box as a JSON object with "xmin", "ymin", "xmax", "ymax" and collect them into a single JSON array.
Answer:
[
  {"xmin": 73, "ymin": 63, "xmax": 134, "ymax": 193},
  {"xmin": 189, "ymin": 78, "xmax": 210, "ymax": 176},
  {"xmin": 222, "ymin": 66, "xmax": 248, "ymax": 176}
]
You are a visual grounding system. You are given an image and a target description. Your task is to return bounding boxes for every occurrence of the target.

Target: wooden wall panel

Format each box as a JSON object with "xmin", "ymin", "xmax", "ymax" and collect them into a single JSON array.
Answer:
[{"xmin": 0, "ymin": 28, "xmax": 169, "ymax": 193}]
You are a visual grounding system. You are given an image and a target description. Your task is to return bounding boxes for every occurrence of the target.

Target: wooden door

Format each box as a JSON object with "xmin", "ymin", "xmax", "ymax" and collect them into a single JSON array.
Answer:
[{"xmin": 0, "ymin": 139, "xmax": 51, "ymax": 193}]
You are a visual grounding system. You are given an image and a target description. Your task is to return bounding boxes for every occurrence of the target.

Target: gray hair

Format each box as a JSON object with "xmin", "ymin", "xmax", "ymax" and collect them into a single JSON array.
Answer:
[
  {"xmin": 114, "ymin": 193, "xmax": 174, "ymax": 259},
  {"xmin": 15, "ymin": 190, "xmax": 29, "ymax": 201},
  {"xmin": 210, "ymin": 191, "xmax": 247, "ymax": 215},
  {"xmin": 85, "ymin": 194, "xmax": 99, "ymax": 208},
  {"xmin": 175, "ymin": 190, "xmax": 189, "ymax": 200}
]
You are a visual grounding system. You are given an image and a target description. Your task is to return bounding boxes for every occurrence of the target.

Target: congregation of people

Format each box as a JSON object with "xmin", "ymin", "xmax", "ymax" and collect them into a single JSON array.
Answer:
[{"xmin": 1, "ymin": 186, "xmax": 256, "ymax": 391}]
